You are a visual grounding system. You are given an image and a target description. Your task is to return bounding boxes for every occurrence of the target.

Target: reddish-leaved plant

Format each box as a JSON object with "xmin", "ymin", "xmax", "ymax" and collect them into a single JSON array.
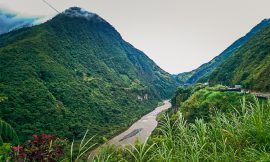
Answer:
[{"xmin": 12, "ymin": 134, "xmax": 66, "ymax": 162}]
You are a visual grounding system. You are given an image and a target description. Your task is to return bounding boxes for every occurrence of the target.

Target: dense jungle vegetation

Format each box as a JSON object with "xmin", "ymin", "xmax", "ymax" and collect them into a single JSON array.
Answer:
[
  {"xmin": 176, "ymin": 19, "xmax": 270, "ymax": 86},
  {"xmin": 1, "ymin": 85, "xmax": 270, "ymax": 161},
  {"xmin": 91, "ymin": 85, "xmax": 270, "ymax": 162},
  {"xmin": 1, "ymin": 7, "xmax": 270, "ymax": 162},
  {"xmin": 208, "ymin": 21, "xmax": 270, "ymax": 92},
  {"xmin": 0, "ymin": 7, "xmax": 176, "ymax": 143}
]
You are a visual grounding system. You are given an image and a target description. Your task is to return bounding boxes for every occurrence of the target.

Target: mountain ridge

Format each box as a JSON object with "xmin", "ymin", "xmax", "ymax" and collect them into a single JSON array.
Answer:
[
  {"xmin": 176, "ymin": 18, "xmax": 270, "ymax": 85},
  {"xmin": 208, "ymin": 21, "xmax": 270, "ymax": 92},
  {"xmin": 0, "ymin": 7, "xmax": 177, "ymax": 141}
]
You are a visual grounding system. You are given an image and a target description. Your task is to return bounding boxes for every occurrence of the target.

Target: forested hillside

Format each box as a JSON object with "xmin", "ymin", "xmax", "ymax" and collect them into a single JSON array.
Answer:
[
  {"xmin": 93, "ymin": 85, "xmax": 270, "ymax": 162},
  {"xmin": 174, "ymin": 71, "xmax": 194, "ymax": 85},
  {"xmin": 208, "ymin": 21, "xmax": 270, "ymax": 92},
  {"xmin": 176, "ymin": 19, "xmax": 270, "ymax": 85},
  {"xmin": 0, "ymin": 7, "xmax": 177, "ymax": 141}
]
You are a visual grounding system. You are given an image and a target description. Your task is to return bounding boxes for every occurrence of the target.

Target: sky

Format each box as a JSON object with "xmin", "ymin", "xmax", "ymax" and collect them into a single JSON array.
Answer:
[
  {"xmin": 0, "ymin": 10, "xmax": 38, "ymax": 34},
  {"xmin": 0, "ymin": 0, "xmax": 270, "ymax": 74}
]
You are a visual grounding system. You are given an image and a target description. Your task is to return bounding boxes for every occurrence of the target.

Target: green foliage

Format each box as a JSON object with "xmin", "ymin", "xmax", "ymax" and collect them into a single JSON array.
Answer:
[
  {"xmin": 0, "ymin": 95, "xmax": 7, "ymax": 102},
  {"xmin": 68, "ymin": 130, "xmax": 96, "ymax": 162},
  {"xmin": 174, "ymin": 71, "xmax": 194, "ymax": 84},
  {"xmin": 171, "ymin": 86, "xmax": 191, "ymax": 107},
  {"xmin": 171, "ymin": 84, "xmax": 207, "ymax": 109},
  {"xmin": 11, "ymin": 134, "xmax": 66, "ymax": 162},
  {"xmin": 95, "ymin": 98, "xmax": 270, "ymax": 162},
  {"xmin": 124, "ymin": 138, "xmax": 156, "ymax": 162},
  {"xmin": 92, "ymin": 146, "xmax": 114, "ymax": 162},
  {"xmin": 93, "ymin": 144, "xmax": 127, "ymax": 162},
  {"xmin": 0, "ymin": 143, "xmax": 12, "ymax": 161},
  {"xmin": 179, "ymin": 86, "xmax": 253, "ymax": 122},
  {"xmin": 176, "ymin": 19, "xmax": 270, "ymax": 85},
  {"xmin": 209, "ymin": 21, "xmax": 270, "ymax": 92},
  {"xmin": 94, "ymin": 138, "xmax": 156, "ymax": 162},
  {"xmin": 0, "ymin": 10, "xmax": 176, "ymax": 142},
  {"xmin": 0, "ymin": 119, "xmax": 19, "ymax": 145}
]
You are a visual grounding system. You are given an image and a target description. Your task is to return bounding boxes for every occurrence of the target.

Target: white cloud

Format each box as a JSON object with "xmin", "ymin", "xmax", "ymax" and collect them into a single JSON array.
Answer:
[{"xmin": 0, "ymin": 10, "xmax": 38, "ymax": 34}]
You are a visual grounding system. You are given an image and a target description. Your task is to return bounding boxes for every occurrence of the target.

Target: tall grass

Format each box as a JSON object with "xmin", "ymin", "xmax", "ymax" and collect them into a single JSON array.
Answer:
[
  {"xmin": 62, "ymin": 130, "xmax": 97, "ymax": 162},
  {"xmin": 95, "ymin": 97, "xmax": 270, "ymax": 162},
  {"xmin": 124, "ymin": 138, "xmax": 156, "ymax": 162}
]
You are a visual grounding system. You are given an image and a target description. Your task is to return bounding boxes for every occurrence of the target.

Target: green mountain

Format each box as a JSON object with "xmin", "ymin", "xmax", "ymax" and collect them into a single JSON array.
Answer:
[
  {"xmin": 208, "ymin": 20, "xmax": 270, "ymax": 92},
  {"xmin": 173, "ymin": 71, "xmax": 194, "ymax": 85},
  {"xmin": 0, "ymin": 7, "xmax": 176, "ymax": 141},
  {"xmin": 176, "ymin": 19, "xmax": 270, "ymax": 84}
]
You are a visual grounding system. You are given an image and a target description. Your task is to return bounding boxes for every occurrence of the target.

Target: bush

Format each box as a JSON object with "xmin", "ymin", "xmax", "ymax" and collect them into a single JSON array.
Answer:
[
  {"xmin": 94, "ymin": 97, "xmax": 270, "ymax": 162},
  {"xmin": 11, "ymin": 134, "xmax": 66, "ymax": 162},
  {"xmin": 0, "ymin": 143, "xmax": 12, "ymax": 161}
]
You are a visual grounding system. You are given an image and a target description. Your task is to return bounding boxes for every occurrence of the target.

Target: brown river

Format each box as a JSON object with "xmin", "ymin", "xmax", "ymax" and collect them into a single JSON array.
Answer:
[
  {"xmin": 92, "ymin": 100, "xmax": 171, "ymax": 156},
  {"xmin": 108, "ymin": 100, "xmax": 171, "ymax": 146}
]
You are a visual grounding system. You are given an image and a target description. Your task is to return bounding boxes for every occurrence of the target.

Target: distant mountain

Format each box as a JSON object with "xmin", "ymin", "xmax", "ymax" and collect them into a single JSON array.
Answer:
[
  {"xmin": 208, "ymin": 21, "xmax": 270, "ymax": 92},
  {"xmin": 0, "ymin": 7, "xmax": 177, "ymax": 141},
  {"xmin": 176, "ymin": 19, "xmax": 270, "ymax": 84},
  {"xmin": 174, "ymin": 71, "xmax": 194, "ymax": 85}
]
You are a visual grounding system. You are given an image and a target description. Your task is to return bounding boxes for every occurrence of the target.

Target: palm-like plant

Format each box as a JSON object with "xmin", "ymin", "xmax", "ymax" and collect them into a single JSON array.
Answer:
[
  {"xmin": 0, "ymin": 119, "xmax": 19, "ymax": 145},
  {"xmin": 60, "ymin": 129, "xmax": 97, "ymax": 162},
  {"xmin": 124, "ymin": 138, "xmax": 156, "ymax": 162}
]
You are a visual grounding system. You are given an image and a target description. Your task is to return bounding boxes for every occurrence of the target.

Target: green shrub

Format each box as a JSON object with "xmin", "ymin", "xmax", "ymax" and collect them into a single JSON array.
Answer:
[
  {"xmin": 0, "ymin": 143, "xmax": 12, "ymax": 161},
  {"xmin": 0, "ymin": 119, "xmax": 19, "ymax": 145},
  {"xmin": 94, "ymin": 97, "xmax": 270, "ymax": 162}
]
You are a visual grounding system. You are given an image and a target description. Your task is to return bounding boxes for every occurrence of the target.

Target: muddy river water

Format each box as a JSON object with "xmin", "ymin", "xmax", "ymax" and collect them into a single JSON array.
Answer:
[
  {"xmin": 90, "ymin": 100, "xmax": 171, "ymax": 159},
  {"xmin": 106, "ymin": 100, "xmax": 171, "ymax": 146}
]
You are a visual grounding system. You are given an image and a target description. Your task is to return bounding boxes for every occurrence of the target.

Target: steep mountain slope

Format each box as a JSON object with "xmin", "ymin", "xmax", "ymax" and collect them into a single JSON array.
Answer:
[
  {"xmin": 174, "ymin": 71, "xmax": 194, "ymax": 85},
  {"xmin": 208, "ymin": 22, "xmax": 270, "ymax": 92},
  {"xmin": 0, "ymin": 7, "xmax": 176, "ymax": 141},
  {"xmin": 176, "ymin": 19, "xmax": 270, "ymax": 84}
]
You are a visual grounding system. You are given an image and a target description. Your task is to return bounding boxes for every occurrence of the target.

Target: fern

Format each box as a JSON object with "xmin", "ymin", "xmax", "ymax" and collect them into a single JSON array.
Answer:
[{"xmin": 0, "ymin": 119, "xmax": 19, "ymax": 145}]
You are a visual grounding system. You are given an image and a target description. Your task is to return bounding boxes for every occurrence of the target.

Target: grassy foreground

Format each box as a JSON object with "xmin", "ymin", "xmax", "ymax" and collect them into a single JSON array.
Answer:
[
  {"xmin": 1, "ymin": 87, "xmax": 270, "ymax": 161},
  {"xmin": 95, "ymin": 97, "xmax": 270, "ymax": 162}
]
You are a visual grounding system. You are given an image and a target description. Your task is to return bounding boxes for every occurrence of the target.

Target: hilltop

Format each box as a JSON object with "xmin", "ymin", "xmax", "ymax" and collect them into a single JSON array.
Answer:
[{"xmin": 0, "ymin": 7, "xmax": 177, "ymax": 141}]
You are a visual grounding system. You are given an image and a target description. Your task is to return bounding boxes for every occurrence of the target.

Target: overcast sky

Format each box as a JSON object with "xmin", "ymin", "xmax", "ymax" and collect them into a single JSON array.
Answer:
[{"xmin": 1, "ymin": 0, "xmax": 270, "ymax": 74}]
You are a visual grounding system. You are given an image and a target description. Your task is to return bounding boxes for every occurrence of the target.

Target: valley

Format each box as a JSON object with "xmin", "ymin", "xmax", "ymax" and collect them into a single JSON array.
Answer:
[
  {"xmin": 106, "ymin": 100, "xmax": 171, "ymax": 146},
  {"xmin": 0, "ymin": 7, "xmax": 176, "ymax": 143},
  {"xmin": 90, "ymin": 100, "xmax": 171, "ymax": 158},
  {"xmin": 0, "ymin": 4, "xmax": 270, "ymax": 162}
]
